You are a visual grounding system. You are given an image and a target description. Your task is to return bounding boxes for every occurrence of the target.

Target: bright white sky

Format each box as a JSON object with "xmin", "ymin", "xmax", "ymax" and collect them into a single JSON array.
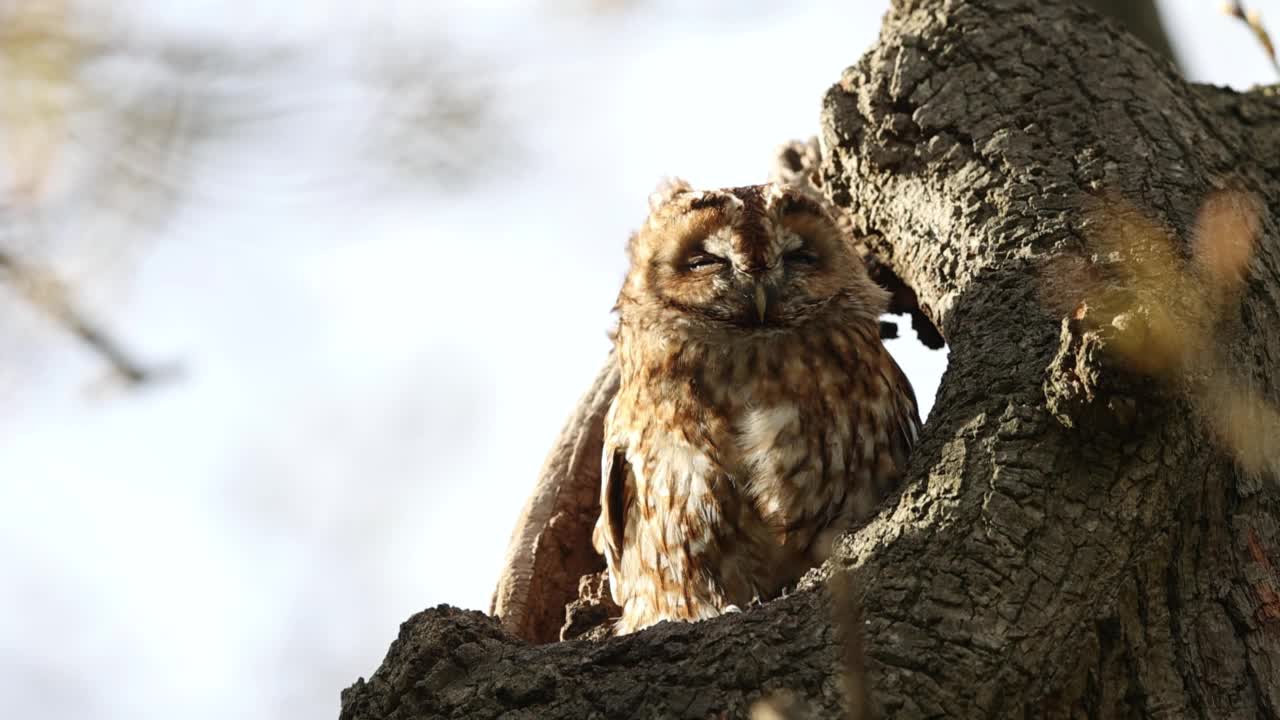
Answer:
[{"xmin": 0, "ymin": 1, "xmax": 1275, "ymax": 718}]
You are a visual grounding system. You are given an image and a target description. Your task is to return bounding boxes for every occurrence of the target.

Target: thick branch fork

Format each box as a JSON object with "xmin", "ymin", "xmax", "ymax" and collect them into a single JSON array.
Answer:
[{"xmin": 342, "ymin": 1, "xmax": 1280, "ymax": 717}]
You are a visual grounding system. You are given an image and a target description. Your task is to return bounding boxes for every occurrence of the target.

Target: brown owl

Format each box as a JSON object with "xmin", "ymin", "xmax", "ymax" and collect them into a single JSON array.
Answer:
[{"xmin": 593, "ymin": 179, "xmax": 920, "ymax": 634}]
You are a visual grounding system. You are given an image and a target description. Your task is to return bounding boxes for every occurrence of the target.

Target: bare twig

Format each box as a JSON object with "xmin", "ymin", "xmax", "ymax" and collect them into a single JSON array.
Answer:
[
  {"xmin": 829, "ymin": 572, "xmax": 872, "ymax": 720},
  {"xmin": 751, "ymin": 572, "xmax": 874, "ymax": 719},
  {"xmin": 1222, "ymin": 1, "xmax": 1280, "ymax": 78},
  {"xmin": 0, "ymin": 248, "xmax": 167, "ymax": 386}
]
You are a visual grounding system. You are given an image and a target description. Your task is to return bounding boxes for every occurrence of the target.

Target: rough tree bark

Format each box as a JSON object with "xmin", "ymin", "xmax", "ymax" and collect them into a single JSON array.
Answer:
[
  {"xmin": 340, "ymin": 0, "xmax": 1280, "ymax": 717},
  {"xmin": 1079, "ymin": 0, "xmax": 1177, "ymax": 69}
]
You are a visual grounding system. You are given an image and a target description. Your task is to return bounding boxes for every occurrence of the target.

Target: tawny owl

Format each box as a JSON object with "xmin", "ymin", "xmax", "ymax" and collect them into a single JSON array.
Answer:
[{"xmin": 593, "ymin": 179, "xmax": 920, "ymax": 634}]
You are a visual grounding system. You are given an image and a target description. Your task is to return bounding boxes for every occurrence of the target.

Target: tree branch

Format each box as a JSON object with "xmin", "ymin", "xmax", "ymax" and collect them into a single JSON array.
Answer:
[
  {"xmin": 342, "ymin": 1, "xmax": 1280, "ymax": 716},
  {"xmin": 0, "ymin": 247, "xmax": 165, "ymax": 386}
]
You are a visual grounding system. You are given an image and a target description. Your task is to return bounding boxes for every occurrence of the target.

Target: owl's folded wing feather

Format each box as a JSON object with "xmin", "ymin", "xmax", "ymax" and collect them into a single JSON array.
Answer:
[
  {"xmin": 885, "ymin": 358, "xmax": 922, "ymax": 463},
  {"xmin": 595, "ymin": 443, "xmax": 631, "ymax": 577}
]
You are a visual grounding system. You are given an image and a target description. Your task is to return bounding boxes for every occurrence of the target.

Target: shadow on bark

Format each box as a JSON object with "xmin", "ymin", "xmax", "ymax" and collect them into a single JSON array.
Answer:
[{"xmin": 341, "ymin": 1, "xmax": 1280, "ymax": 717}]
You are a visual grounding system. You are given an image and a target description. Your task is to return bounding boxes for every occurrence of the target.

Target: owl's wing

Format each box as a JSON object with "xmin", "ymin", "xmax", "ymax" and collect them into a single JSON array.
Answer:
[
  {"xmin": 885, "ymin": 358, "xmax": 922, "ymax": 462},
  {"xmin": 595, "ymin": 442, "xmax": 631, "ymax": 574}
]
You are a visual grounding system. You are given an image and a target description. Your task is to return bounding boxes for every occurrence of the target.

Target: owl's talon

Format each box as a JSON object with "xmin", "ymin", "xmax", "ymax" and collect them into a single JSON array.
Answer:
[{"xmin": 721, "ymin": 604, "xmax": 742, "ymax": 615}]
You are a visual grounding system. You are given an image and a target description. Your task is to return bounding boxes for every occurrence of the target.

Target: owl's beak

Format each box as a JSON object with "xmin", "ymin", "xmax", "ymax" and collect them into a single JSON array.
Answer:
[{"xmin": 754, "ymin": 283, "xmax": 768, "ymax": 323}]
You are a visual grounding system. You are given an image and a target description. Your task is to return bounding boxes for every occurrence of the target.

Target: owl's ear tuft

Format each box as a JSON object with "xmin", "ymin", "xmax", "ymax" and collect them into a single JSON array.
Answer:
[{"xmin": 648, "ymin": 177, "xmax": 693, "ymax": 213}]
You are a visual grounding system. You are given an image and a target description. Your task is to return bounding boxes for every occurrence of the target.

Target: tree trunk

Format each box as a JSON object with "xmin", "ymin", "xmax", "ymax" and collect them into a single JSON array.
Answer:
[{"xmin": 340, "ymin": 0, "xmax": 1280, "ymax": 717}]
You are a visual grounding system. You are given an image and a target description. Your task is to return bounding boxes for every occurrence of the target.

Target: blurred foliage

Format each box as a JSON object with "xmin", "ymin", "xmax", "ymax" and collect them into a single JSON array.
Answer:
[
  {"xmin": 0, "ymin": 0, "xmax": 77, "ymax": 202},
  {"xmin": 0, "ymin": 1, "xmax": 506, "ymax": 388},
  {"xmin": 1054, "ymin": 188, "xmax": 1276, "ymax": 478},
  {"xmin": 363, "ymin": 44, "xmax": 505, "ymax": 187}
]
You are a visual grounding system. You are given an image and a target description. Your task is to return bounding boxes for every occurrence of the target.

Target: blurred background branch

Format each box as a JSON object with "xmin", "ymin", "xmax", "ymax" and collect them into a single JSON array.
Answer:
[
  {"xmin": 0, "ymin": 1, "xmax": 507, "ymax": 390},
  {"xmin": 0, "ymin": 244, "xmax": 160, "ymax": 385},
  {"xmin": 1222, "ymin": 1, "xmax": 1280, "ymax": 77}
]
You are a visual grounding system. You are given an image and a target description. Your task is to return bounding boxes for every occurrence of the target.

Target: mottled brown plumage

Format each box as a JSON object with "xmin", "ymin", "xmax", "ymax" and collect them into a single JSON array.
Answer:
[{"xmin": 594, "ymin": 179, "xmax": 920, "ymax": 634}]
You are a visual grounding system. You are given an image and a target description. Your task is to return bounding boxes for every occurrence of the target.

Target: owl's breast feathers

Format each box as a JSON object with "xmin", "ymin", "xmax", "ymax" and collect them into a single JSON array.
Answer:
[{"xmin": 596, "ymin": 321, "xmax": 919, "ymax": 632}]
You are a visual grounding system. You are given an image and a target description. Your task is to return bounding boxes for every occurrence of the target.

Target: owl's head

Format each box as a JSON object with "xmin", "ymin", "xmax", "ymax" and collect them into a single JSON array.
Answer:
[{"xmin": 617, "ymin": 179, "xmax": 887, "ymax": 336}]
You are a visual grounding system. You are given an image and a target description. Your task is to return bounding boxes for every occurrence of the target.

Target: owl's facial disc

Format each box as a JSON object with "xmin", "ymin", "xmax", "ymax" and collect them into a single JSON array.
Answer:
[
  {"xmin": 634, "ymin": 183, "xmax": 860, "ymax": 333},
  {"xmin": 662, "ymin": 216, "xmax": 838, "ymax": 329}
]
